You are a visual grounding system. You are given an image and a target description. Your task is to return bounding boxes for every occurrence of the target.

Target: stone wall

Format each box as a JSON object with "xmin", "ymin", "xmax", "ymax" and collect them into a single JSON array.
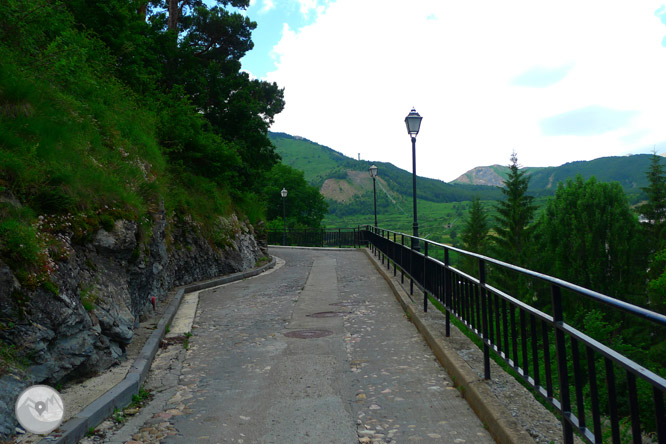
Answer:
[{"xmin": 0, "ymin": 209, "xmax": 265, "ymax": 438}]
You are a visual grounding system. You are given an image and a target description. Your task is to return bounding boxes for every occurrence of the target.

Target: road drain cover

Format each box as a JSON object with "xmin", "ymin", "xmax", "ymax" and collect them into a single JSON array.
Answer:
[
  {"xmin": 330, "ymin": 302, "xmax": 358, "ymax": 307},
  {"xmin": 307, "ymin": 311, "xmax": 350, "ymax": 318},
  {"xmin": 284, "ymin": 329, "xmax": 333, "ymax": 339}
]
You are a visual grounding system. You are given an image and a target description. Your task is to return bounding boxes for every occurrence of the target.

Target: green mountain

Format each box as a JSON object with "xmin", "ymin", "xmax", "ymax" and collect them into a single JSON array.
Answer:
[
  {"xmin": 269, "ymin": 132, "xmax": 502, "ymax": 204},
  {"xmin": 269, "ymin": 131, "xmax": 652, "ymax": 239},
  {"xmin": 453, "ymin": 156, "xmax": 653, "ymax": 200},
  {"xmin": 270, "ymin": 132, "xmax": 651, "ymax": 205}
]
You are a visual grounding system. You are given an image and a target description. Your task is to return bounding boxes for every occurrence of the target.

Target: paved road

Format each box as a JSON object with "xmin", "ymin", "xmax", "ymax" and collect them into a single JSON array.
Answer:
[{"xmin": 106, "ymin": 248, "xmax": 495, "ymax": 444}]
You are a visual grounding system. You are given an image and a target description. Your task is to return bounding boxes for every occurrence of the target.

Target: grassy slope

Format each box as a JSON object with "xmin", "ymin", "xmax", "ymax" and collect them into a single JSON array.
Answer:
[{"xmin": 0, "ymin": 26, "xmax": 240, "ymax": 292}]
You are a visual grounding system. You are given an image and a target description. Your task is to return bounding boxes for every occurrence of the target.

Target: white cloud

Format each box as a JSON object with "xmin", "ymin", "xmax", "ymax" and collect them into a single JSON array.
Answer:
[
  {"xmin": 296, "ymin": 0, "xmax": 330, "ymax": 18},
  {"xmin": 259, "ymin": 0, "xmax": 275, "ymax": 14},
  {"xmin": 264, "ymin": 0, "xmax": 666, "ymax": 181}
]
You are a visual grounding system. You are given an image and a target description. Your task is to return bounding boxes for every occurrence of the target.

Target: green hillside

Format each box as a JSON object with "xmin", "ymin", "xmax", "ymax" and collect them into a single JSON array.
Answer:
[
  {"xmin": 528, "ymin": 155, "xmax": 652, "ymax": 199},
  {"xmin": 270, "ymin": 132, "xmax": 502, "ymax": 241},
  {"xmin": 0, "ymin": 0, "xmax": 285, "ymax": 293},
  {"xmin": 270, "ymin": 132, "xmax": 501, "ymax": 203},
  {"xmin": 270, "ymin": 132, "xmax": 652, "ymax": 241},
  {"xmin": 455, "ymin": 156, "xmax": 652, "ymax": 200}
]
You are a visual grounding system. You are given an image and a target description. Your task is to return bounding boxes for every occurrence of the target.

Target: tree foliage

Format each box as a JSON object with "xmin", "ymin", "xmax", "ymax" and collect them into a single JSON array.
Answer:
[
  {"xmin": 492, "ymin": 152, "xmax": 536, "ymax": 267},
  {"xmin": 534, "ymin": 175, "xmax": 646, "ymax": 306},
  {"xmin": 638, "ymin": 151, "xmax": 666, "ymax": 249},
  {"xmin": 263, "ymin": 164, "xmax": 328, "ymax": 230},
  {"xmin": 461, "ymin": 197, "xmax": 489, "ymax": 254}
]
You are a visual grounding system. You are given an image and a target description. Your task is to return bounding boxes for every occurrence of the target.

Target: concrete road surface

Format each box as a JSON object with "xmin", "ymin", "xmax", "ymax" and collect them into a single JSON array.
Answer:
[{"xmin": 103, "ymin": 248, "xmax": 495, "ymax": 444}]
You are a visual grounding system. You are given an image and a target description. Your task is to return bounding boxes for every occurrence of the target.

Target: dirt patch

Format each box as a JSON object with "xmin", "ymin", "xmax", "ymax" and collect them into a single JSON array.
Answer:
[{"xmin": 320, "ymin": 177, "xmax": 358, "ymax": 202}]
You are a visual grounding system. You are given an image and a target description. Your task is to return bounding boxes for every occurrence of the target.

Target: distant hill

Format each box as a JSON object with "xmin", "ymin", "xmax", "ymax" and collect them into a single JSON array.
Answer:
[
  {"xmin": 453, "ymin": 165, "xmax": 544, "ymax": 187},
  {"xmin": 271, "ymin": 132, "xmax": 651, "ymax": 204},
  {"xmin": 452, "ymin": 155, "xmax": 653, "ymax": 200},
  {"xmin": 269, "ymin": 131, "xmax": 653, "ymax": 236},
  {"xmin": 269, "ymin": 132, "xmax": 502, "ymax": 205}
]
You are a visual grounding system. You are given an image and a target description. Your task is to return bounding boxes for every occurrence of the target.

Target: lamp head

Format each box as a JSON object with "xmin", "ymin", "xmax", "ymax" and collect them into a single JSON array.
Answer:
[
  {"xmin": 281, "ymin": 188, "xmax": 287, "ymax": 198},
  {"xmin": 404, "ymin": 107, "xmax": 423, "ymax": 137},
  {"xmin": 369, "ymin": 165, "xmax": 378, "ymax": 178}
]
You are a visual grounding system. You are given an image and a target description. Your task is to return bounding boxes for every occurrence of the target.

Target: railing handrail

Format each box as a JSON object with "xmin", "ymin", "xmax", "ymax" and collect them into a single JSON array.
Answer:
[{"xmin": 367, "ymin": 225, "xmax": 666, "ymax": 326}]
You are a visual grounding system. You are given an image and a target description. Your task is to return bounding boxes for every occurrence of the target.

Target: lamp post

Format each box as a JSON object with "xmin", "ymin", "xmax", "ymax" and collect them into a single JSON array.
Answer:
[
  {"xmin": 281, "ymin": 188, "xmax": 287, "ymax": 246},
  {"xmin": 405, "ymin": 107, "xmax": 423, "ymax": 251},
  {"xmin": 369, "ymin": 165, "xmax": 378, "ymax": 227}
]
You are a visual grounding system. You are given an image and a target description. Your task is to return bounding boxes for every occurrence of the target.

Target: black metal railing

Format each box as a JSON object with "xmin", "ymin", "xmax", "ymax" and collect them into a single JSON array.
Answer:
[
  {"xmin": 267, "ymin": 228, "xmax": 367, "ymax": 248},
  {"xmin": 363, "ymin": 225, "xmax": 666, "ymax": 444}
]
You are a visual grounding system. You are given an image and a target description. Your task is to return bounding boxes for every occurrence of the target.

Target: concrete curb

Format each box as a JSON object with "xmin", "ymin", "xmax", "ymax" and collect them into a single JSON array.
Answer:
[
  {"xmin": 41, "ymin": 257, "xmax": 277, "ymax": 444},
  {"xmin": 363, "ymin": 248, "xmax": 535, "ymax": 444}
]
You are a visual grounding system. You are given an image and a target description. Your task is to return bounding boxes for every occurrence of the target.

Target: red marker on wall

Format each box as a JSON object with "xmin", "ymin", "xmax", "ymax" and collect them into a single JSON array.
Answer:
[{"xmin": 151, "ymin": 296, "xmax": 156, "ymax": 311}]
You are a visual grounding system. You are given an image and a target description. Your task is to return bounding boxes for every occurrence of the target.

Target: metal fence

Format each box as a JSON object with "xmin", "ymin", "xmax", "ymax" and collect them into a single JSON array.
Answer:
[
  {"xmin": 364, "ymin": 225, "xmax": 666, "ymax": 444},
  {"xmin": 267, "ymin": 227, "xmax": 366, "ymax": 248}
]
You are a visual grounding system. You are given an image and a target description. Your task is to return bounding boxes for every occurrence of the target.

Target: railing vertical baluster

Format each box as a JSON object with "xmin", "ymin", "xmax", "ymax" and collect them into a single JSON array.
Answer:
[
  {"xmin": 511, "ymin": 304, "xmax": 518, "ymax": 367},
  {"xmin": 387, "ymin": 231, "xmax": 390, "ymax": 270},
  {"xmin": 410, "ymin": 237, "xmax": 414, "ymax": 295},
  {"xmin": 531, "ymin": 315, "xmax": 539, "ymax": 387},
  {"xmin": 552, "ymin": 285, "xmax": 573, "ymax": 444},
  {"xmin": 495, "ymin": 293, "xmax": 502, "ymax": 357},
  {"xmin": 338, "ymin": 228, "xmax": 341, "ymax": 248},
  {"xmin": 472, "ymin": 281, "xmax": 478, "ymax": 330},
  {"xmin": 487, "ymin": 286, "xmax": 495, "ymax": 345},
  {"xmin": 393, "ymin": 232, "xmax": 398, "ymax": 277},
  {"xmin": 543, "ymin": 320, "xmax": 553, "ymax": 399},
  {"xmin": 626, "ymin": 371, "xmax": 641, "ymax": 444},
  {"xmin": 445, "ymin": 249, "xmax": 451, "ymax": 337},
  {"xmin": 423, "ymin": 242, "xmax": 428, "ymax": 312},
  {"xmin": 381, "ymin": 229, "xmax": 384, "ymax": 264},
  {"xmin": 479, "ymin": 259, "xmax": 490, "ymax": 380},
  {"xmin": 586, "ymin": 346, "xmax": 602, "ymax": 443},
  {"xmin": 605, "ymin": 358, "xmax": 620, "ymax": 443},
  {"xmin": 401, "ymin": 235, "xmax": 405, "ymax": 284},
  {"xmin": 654, "ymin": 386, "xmax": 665, "ymax": 444},
  {"xmin": 502, "ymin": 298, "xmax": 509, "ymax": 361},
  {"xmin": 465, "ymin": 279, "xmax": 470, "ymax": 325},
  {"xmin": 570, "ymin": 337, "xmax": 585, "ymax": 431},
  {"xmin": 520, "ymin": 309, "xmax": 528, "ymax": 377}
]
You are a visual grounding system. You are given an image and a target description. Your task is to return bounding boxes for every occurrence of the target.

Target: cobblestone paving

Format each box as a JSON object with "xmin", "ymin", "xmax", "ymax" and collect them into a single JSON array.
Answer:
[{"xmin": 86, "ymin": 249, "xmax": 494, "ymax": 444}]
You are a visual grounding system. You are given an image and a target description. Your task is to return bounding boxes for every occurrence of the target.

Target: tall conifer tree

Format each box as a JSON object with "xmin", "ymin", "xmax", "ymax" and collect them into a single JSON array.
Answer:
[
  {"xmin": 460, "ymin": 196, "xmax": 489, "ymax": 275},
  {"xmin": 493, "ymin": 152, "xmax": 536, "ymax": 267},
  {"xmin": 638, "ymin": 150, "xmax": 666, "ymax": 250}
]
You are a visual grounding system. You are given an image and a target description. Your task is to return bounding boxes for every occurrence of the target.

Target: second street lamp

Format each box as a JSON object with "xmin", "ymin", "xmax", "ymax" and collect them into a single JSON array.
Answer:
[
  {"xmin": 369, "ymin": 165, "xmax": 378, "ymax": 227},
  {"xmin": 405, "ymin": 107, "xmax": 423, "ymax": 252},
  {"xmin": 281, "ymin": 188, "xmax": 287, "ymax": 246}
]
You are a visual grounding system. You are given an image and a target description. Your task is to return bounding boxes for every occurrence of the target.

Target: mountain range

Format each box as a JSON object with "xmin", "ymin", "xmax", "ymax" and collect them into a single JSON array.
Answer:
[{"xmin": 270, "ymin": 132, "xmax": 652, "ymax": 204}]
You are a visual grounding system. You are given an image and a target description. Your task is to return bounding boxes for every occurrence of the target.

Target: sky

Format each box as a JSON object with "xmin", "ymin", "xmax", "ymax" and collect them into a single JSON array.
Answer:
[{"xmin": 238, "ymin": 0, "xmax": 666, "ymax": 182}]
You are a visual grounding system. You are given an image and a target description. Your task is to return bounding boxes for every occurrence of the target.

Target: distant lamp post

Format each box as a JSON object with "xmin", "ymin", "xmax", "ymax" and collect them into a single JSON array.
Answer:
[
  {"xmin": 281, "ymin": 188, "xmax": 288, "ymax": 246},
  {"xmin": 369, "ymin": 165, "xmax": 378, "ymax": 227},
  {"xmin": 405, "ymin": 107, "xmax": 423, "ymax": 251}
]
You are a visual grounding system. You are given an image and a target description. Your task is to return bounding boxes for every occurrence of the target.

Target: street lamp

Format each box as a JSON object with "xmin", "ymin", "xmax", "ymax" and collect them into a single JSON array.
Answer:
[
  {"xmin": 281, "ymin": 188, "xmax": 287, "ymax": 246},
  {"xmin": 369, "ymin": 165, "xmax": 378, "ymax": 227},
  {"xmin": 405, "ymin": 107, "xmax": 423, "ymax": 251}
]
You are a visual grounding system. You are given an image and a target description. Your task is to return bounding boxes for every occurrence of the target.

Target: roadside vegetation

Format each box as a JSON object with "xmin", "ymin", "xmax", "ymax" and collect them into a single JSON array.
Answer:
[{"xmin": 0, "ymin": 0, "xmax": 327, "ymax": 372}]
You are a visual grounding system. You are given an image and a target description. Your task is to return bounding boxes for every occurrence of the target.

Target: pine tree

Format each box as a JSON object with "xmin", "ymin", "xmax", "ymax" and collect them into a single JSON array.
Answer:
[
  {"xmin": 460, "ymin": 196, "xmax": 489, "ymax": 275},
  {"xmin": 461, "ymin": 197, "xmax": 489, "ymax": 253},
  {"xmin": 638, "ymin": 150, "xmax": 666, "ymax": 250},
  {"xmin": 493, "ymin": 152, "xmax": 536, "ymax": 267}
]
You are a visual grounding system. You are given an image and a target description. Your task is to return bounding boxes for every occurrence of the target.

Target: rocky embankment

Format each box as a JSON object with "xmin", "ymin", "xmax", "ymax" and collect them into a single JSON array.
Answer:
[{"xmin": 0, "ymin": 208, "xmax": 266, "ymax": 438}]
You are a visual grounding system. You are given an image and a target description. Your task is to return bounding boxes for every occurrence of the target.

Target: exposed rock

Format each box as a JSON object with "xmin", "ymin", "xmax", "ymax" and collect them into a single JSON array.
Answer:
[
  {"xmin": 0, "ymin": 209, "xmax": 262, "ymax": 439},
  {"xmin": 451, "ymin": 165, "xmax": 506, "ymax": 186}
]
